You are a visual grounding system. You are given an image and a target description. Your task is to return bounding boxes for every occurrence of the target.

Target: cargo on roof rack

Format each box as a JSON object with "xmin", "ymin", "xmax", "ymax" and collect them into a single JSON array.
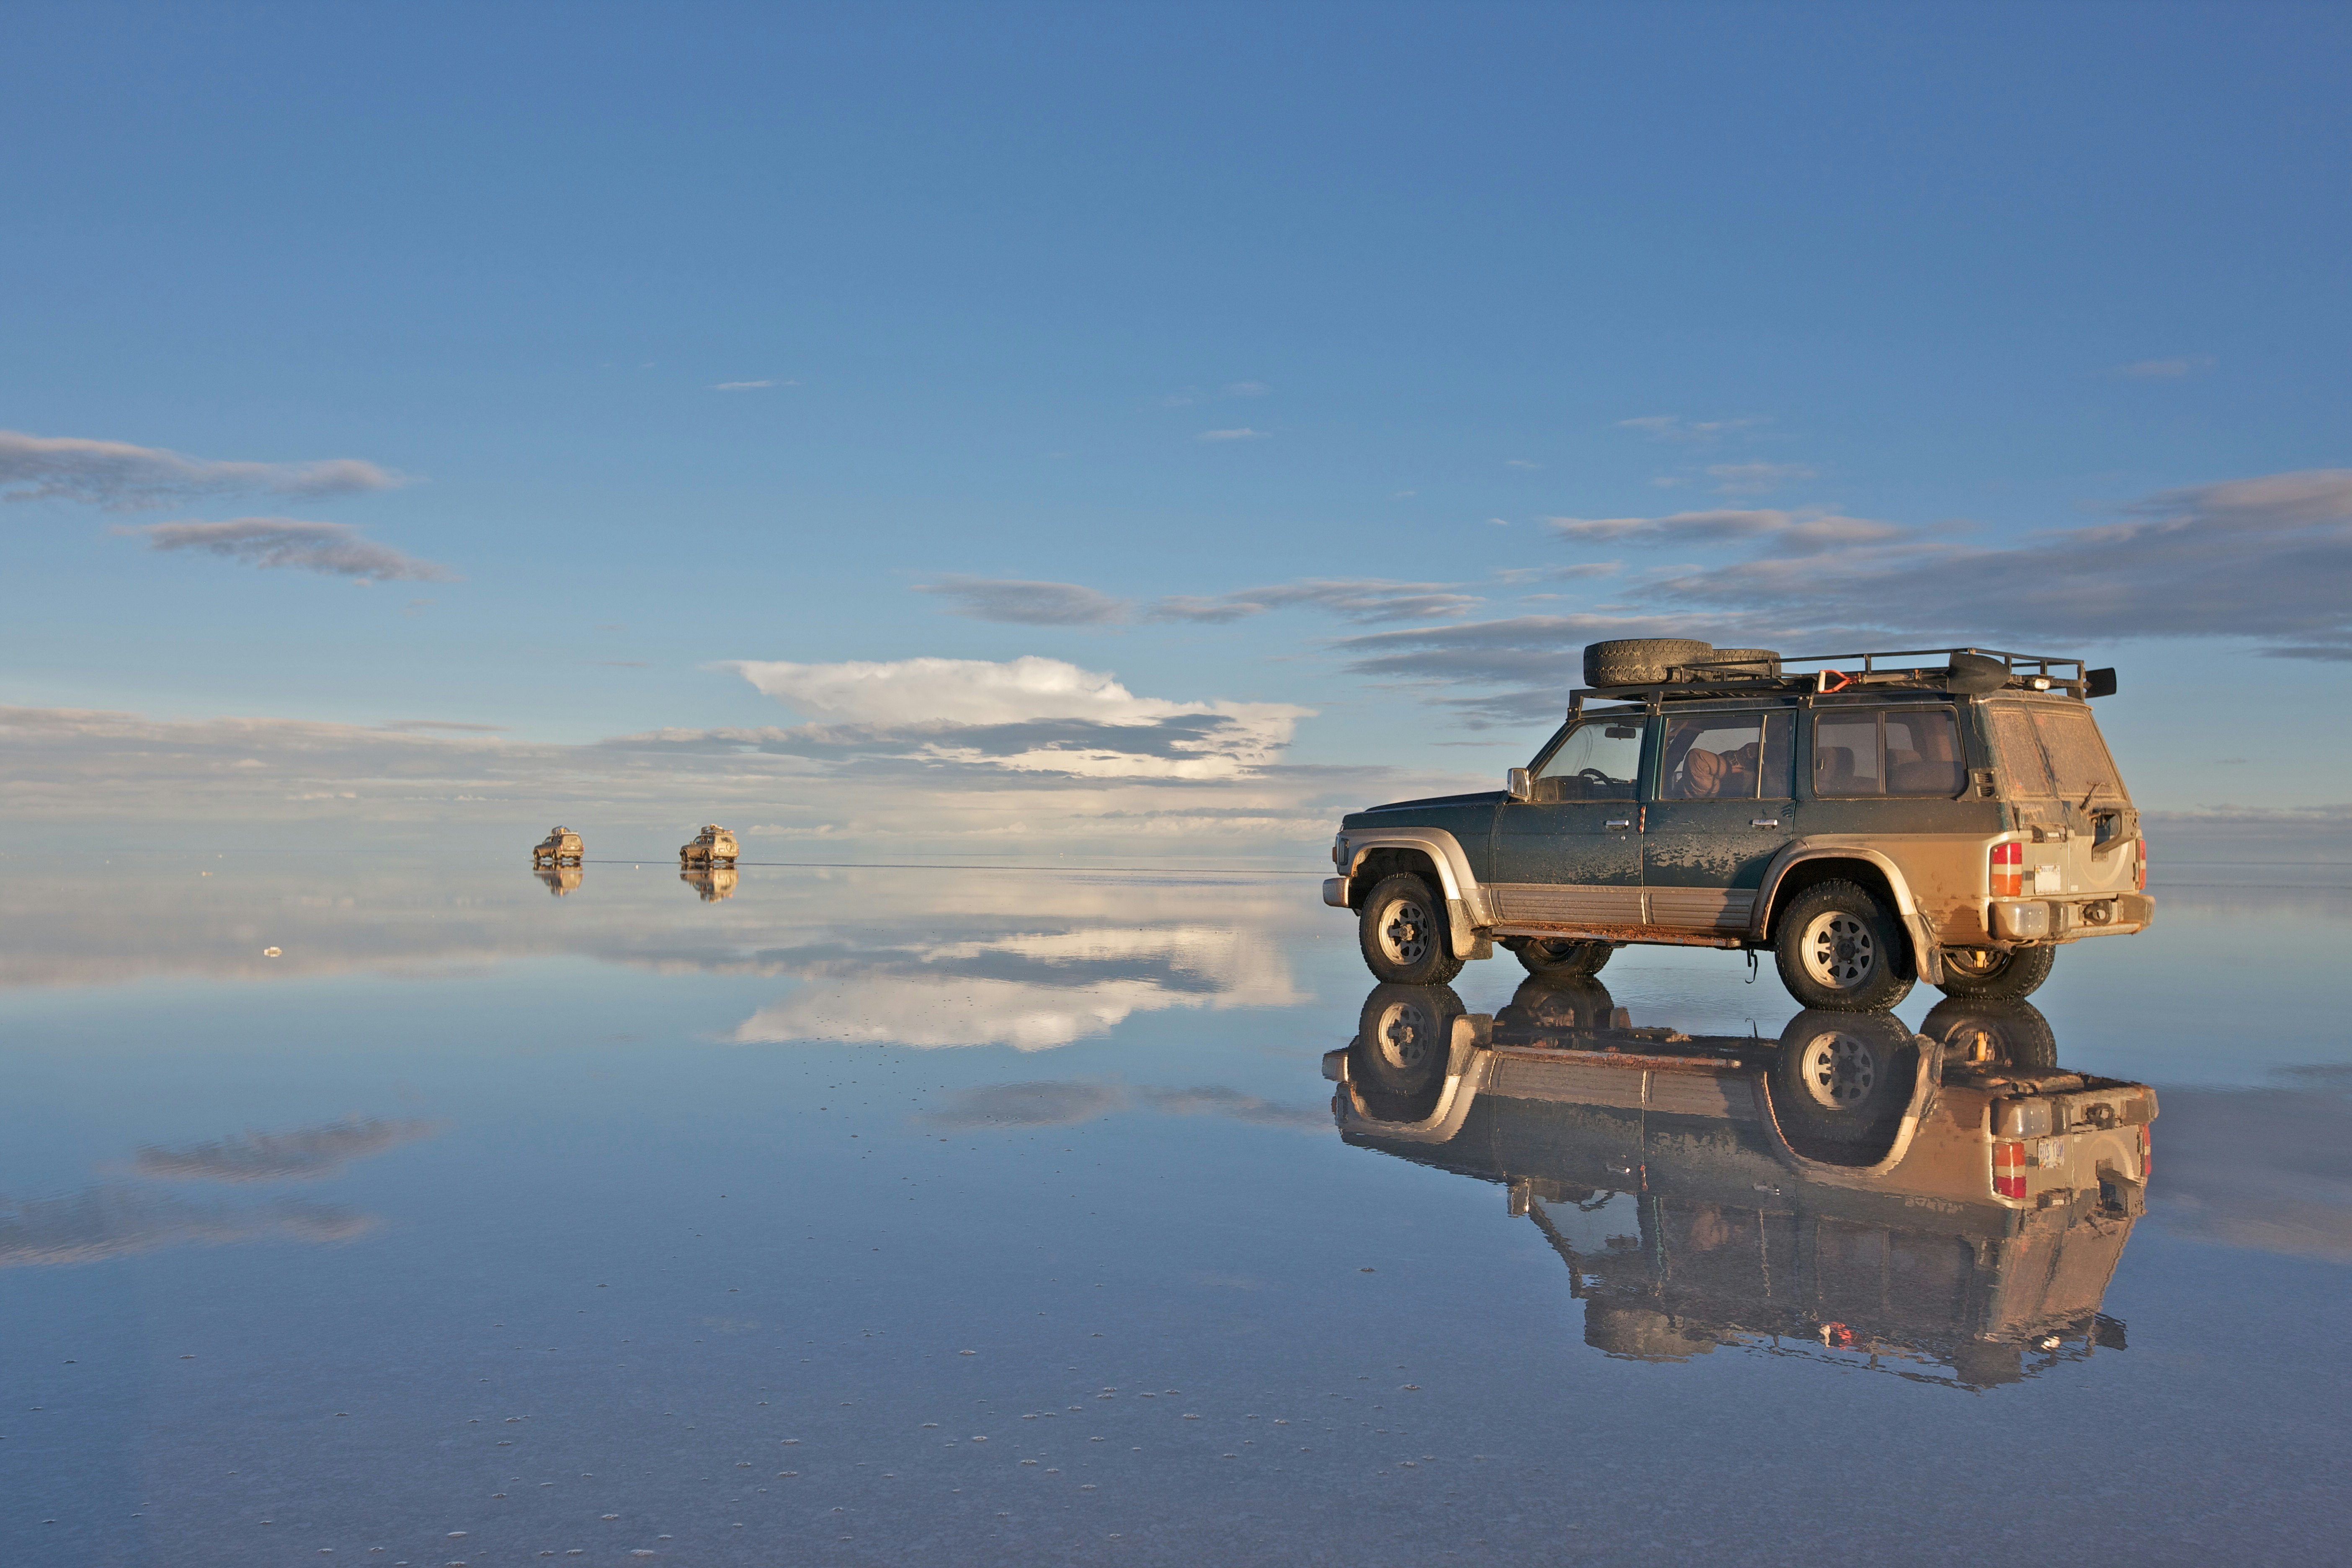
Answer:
[{"xmin": 1570, "ymin": 645, "xmax": 2112, "ymax": 716}]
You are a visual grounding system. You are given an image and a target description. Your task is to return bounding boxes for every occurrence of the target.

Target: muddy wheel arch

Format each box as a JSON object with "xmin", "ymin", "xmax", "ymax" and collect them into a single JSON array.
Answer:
[{"xmin": 1754, "ymin": 847, "xmax": 1939, "ymax": 985}]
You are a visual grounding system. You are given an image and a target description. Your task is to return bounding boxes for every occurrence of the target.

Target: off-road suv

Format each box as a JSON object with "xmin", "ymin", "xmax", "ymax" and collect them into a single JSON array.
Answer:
[{"xmin": 1324, "ymin": 640, "xmax": 2153, "ymax": 1010}]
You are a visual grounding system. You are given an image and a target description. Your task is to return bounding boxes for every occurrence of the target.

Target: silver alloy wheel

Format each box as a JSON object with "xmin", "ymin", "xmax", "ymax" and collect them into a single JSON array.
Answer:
[
  {"xmin": 1799, "ymin": 908, "xmax": 1877, "ymax": 991},
  {"xmin": 1794, "ymin": 1029, "xmax": 1880, "ymax": 1110},
  {"xmin": 1374, "ymin": 1001, "xmax": 1437, "ymax": 1072},
  {"xmin": 1377, "ymin": 895, "xmax": 1434, "ymax": 967}
]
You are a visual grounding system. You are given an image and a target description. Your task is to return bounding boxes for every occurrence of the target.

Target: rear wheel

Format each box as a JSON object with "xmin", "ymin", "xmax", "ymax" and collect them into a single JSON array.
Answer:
[
  {"xmin": 1921, "ymin": 998, "xmax": 2058, "ymax": 1069},
  {"xmin": 1357, "ymin": 872, "xmax": 1465, "ymax": 985},
  {"xmin": 1509, "ymin": 936, "xmax": 1613, "ymax": 980},
  {"xmin": 1773, "ymin": 879, "xmax": 1914, "ymax": 1011},
  {"xmin": 1935, "ymin": 944, "xmax": 2056, "ymax": 1001},
  {"xmin": 1771, "ymin": 1011, "xmax": 1921, "ymax": 1162}
]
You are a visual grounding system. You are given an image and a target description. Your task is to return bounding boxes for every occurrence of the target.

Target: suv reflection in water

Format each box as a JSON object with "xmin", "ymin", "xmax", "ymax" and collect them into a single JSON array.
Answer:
[{"xmin": 1326, "ymin": 979, "xmax": 2156, "ymax": 1389}]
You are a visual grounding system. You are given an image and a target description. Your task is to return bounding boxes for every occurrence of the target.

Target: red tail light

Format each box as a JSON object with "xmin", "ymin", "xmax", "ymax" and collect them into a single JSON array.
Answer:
[
  {"xmin": 2135, "ymin": 838, "xmax": 2148, "ymax": 892},
  {"xmin": 1991, "ymin": 841, "xmax": 2023, "ymax": 898},
  {"xmin": 1993, "ymin": 1140, "xmax": 2028, "ymax": 1200}
]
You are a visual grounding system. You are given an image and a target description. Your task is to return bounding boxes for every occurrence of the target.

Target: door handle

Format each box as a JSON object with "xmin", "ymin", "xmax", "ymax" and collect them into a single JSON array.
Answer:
[
  {"xmin": 1605, "ymin": 818, "xmax": 1632, "ymax": 830},
  {"xmin": 1752, "ymin": 818, "xmax": 1781, "ymax": 828}
]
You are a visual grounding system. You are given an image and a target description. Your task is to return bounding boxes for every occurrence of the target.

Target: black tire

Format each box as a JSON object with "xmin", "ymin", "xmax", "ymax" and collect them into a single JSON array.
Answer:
[
  {"xmin": 1921, "ymin": 998, "xmax": 2059, "ymax": 1070},
  {"xmin": 1509, "ymin": 936, "xmax": 1613, "ymax": 980},
  {"xmin": 1351, "ymin": 983, "xmax": 1466, "ymax": 1106},
  {"xmin": 1357, "ymin": 872, "xmax": 1466, "ymax": 985},
  {"xmin": 1770, "ymin": 1010, "xmax": 1921, "ymax": 1163},
  {"xmin": 1934, "ymin": 944, "xmax": 2057, "ymax": 1001},
  {"xmin": 1702, "ymin": 647, "xmax": 1780, "ymax": 676},
  {"xmin": 1500, "ymin": 975, "xmax": 1618, "ymax": 1034},
  {"xmin": 1772, "ymin": 879, "xmax": 1915, "ymax": 1011},
  {"xmin": 1584, "ymin": 637, "xmax": 1714, "ymax": 688}
]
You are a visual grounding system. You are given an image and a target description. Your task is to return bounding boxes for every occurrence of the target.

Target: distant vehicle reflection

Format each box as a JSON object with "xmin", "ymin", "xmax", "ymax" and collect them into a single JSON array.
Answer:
[
  {"xmin": 681, "ymin": 865, "xmax": 738, "ymax": 902},
  {"xmin": 535, "ymin": 865, "xmax": 583, "ymax": 896},
  {"xmin": 1328, "ymin": 978, "xmax": 2155, "ymax": 1388}
]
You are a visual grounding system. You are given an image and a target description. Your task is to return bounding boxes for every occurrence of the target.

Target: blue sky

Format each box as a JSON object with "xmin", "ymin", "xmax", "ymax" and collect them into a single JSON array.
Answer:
[{"xmin": 3, "ymin": 2, "xmax": 2347, "ymax": 842}]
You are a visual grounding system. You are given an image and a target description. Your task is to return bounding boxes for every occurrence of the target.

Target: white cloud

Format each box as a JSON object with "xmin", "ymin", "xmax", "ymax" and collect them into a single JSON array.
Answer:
[
  {"xmin": 2112, "ymin": 356, "xmax": 2215, "ymax": 379},
  {"xmin": 120, "ymin": 517, "xmax": 458, "ymax": 583},
  {"xmin": 1148, "ymin": 578, "xmax": 1480, "ymax": 625},
  {"xmin": 1198, "ymin": 428, "xmax": 1267, "ymax": 441},
  {"xmin": 916, "ymin": 575, "xmax": 1128, "ymax": 625},
  {"xmin": 1547, "ymin": 508, "xmax": 1899, "ymax": 554},
  {"xmin": 1505, "ymin": 459, "xmax": 1542, "ymax": 470},
  {"xmin": 0, "ymin": 429, "xmax": 403, "ymax": 511},
  {"xmin": 728, "ymin": 655, "xmax": 1183, "ymax": 727},
  {"xmin": 714, "ymin": 379, "xmax": 794, "ymax": 390},
  {"xmin": 1647, "ymin": 468, "xmax": 2352, "ymax": 657},
  {"xmin": 1493, "ymin": 562, "xmax": 1620, "ymax": 585},
  {"xmin": 1222, "ymin": 381, "xmax": 1270, "ymax": 397},
  {"xmin": 720, "ymin": 655, "xmax": 1311, "ymax": 780}
]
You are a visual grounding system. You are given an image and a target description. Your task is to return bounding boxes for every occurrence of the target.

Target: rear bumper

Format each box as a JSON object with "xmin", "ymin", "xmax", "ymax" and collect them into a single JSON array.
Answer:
[{"xmin": 1988, "ymin": 892, "xmax": 2154, "ymax": 942}]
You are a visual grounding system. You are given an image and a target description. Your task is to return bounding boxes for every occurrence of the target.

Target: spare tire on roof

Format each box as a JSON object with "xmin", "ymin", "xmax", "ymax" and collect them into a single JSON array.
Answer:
[
  {"xmin": 1702, "ymin": 647, "xmax": 1780, "ymax": 674},
  {"xmin": 1584, "ymin": 638, "xmax": 1714, "ymax": 688}
]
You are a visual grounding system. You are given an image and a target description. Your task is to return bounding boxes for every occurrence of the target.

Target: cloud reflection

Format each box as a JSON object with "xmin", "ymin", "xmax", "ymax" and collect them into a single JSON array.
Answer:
[
  {"xmin": 0, "ymin": 1185, "xmax": 373, "ymax": 1267},
  {"xmin": 923, "ymin": 1081, "xmax": 1323, "ymax": 1132},
  {"xmin": 135, "ymin": 1116, "xmax": 441, "ymax": 1182},
  {"xmin": 732, "ymin": 923, "xmax": 1306, "ymax": 1051}
]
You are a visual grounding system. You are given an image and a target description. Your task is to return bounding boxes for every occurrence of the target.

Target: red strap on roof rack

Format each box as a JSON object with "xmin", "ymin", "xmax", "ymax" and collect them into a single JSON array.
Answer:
[{"xmin": 1816, "ymin": 669, "xmax": 1852, "ymax": 694}]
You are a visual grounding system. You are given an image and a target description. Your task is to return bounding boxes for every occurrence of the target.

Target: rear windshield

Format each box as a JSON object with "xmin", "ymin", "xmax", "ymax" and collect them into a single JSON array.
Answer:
[
  {"xmin": 2032, "ymin": 705, "xmax": 2128, "ymax": 802},
  {"xmin": 1986, "ymin": 705, "xmax": 2052, "ymax": 796},
  {"xmin": 1988, "ymin": 702, "xmax": 2127, "ymax": 802}
]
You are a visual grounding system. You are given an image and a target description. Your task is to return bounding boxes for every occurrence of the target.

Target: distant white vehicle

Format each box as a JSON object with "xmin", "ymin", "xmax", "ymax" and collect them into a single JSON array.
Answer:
[
  {"xmin": 679, "ymin": 824, "xmax": 738, "ymax": 868},
  {"xmin": 533, "ymin": 826, "xmax": 584, "ymax": 866}
]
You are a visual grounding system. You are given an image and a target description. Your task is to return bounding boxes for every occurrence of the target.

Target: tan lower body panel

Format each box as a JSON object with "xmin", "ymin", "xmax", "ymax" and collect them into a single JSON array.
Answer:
[
  {"xmin": 1485, "ymin": 883, "xmax": 1754, "ymax": 934},
  {"xmin": 1485, "ymin": 884, "xmax": 1643, "ymax": 924},
  {"xmin": 1646, "ymin": 887, "xmax": 1757, "ymax": 932}
]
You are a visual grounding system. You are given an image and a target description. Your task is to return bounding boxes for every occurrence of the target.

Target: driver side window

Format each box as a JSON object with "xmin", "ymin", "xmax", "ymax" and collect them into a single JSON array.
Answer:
[{"xmin": 1532, "ymin": 719, "xmax": 1644, "ymax": 802}]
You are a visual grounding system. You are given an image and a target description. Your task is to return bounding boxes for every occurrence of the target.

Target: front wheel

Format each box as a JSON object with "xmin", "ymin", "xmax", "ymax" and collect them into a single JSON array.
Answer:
[
  {"xmin": 1935, "ymin": 944, "xmax": 2056, "ymax": 1001},
  {"xmin": 1773, "ymin": 879, "xmax": 1914, "ymax": 1011},
  {"xmin": 1357, "ymin": 873, "xmax": 1465, "ymax": 985}
]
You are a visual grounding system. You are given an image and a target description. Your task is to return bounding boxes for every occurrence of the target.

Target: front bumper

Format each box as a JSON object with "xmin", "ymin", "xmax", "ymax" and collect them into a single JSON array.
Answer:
[{"xmin": 1323, "ymin": 876, "xmax": 1353, "ymax": 909}]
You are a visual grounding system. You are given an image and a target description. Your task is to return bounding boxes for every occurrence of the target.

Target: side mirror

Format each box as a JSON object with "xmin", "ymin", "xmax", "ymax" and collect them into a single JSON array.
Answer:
[
  {"xmin": 1506, "ymin": 767, "xmax": 1533, "ymax": 801},
  {"xmin": 2086, "ymin": 668, "xmax": 2118, "ymax": 699}
]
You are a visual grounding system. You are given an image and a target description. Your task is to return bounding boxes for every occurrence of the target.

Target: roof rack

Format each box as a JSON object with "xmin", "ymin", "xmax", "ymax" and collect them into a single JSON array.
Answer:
[{"xmin": 1567, "ymin": 646, "xmax": 2099, "ymax": 718}]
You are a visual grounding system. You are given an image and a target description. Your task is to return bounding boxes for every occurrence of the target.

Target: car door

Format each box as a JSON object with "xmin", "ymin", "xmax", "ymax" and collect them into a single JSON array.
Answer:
[
  {"xmin": 1489, "ymin": 714, "xmax": 1647, "ymax": 925},
  {"xmin": 1642, "ymin": 707, "xmax": 1798, "ymax": 932}
]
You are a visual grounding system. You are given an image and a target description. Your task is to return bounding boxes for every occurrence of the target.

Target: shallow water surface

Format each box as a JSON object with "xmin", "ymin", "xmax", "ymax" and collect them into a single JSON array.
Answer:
[{"xmin": 4, "ymin": 848, "xmax": 2348, "ymax": 1564}]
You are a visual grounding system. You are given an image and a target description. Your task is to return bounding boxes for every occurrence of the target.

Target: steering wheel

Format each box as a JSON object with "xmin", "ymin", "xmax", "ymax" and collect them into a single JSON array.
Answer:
[{"xmin": 1576, "ymin": 768, "xmax": 1614, "ymax": 786}]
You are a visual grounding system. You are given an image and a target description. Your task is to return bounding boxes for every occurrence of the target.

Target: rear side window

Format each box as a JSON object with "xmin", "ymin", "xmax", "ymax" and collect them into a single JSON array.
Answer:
[
  {"xmin": 1663, "ymin": 712, "xmax": 1795, "ymax": 799},
  {"xmin": 1812, "ymin": 708, "xmax": 1963, "ymax": 797},
  {"xmin": 1885, "ymin": 711, "xmax": 1965, "ymax": 796},
  {"xmin": 1986, "ymin": 704, "xmax": 2054, "ymax": 796},
  {"xmin": 1813, "ymin": 715, "xmax": 1880, "ymax": 794},
  {"xmin": 2031, "ymin": 706, "xmax": 2128, "ymax": 802}
]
